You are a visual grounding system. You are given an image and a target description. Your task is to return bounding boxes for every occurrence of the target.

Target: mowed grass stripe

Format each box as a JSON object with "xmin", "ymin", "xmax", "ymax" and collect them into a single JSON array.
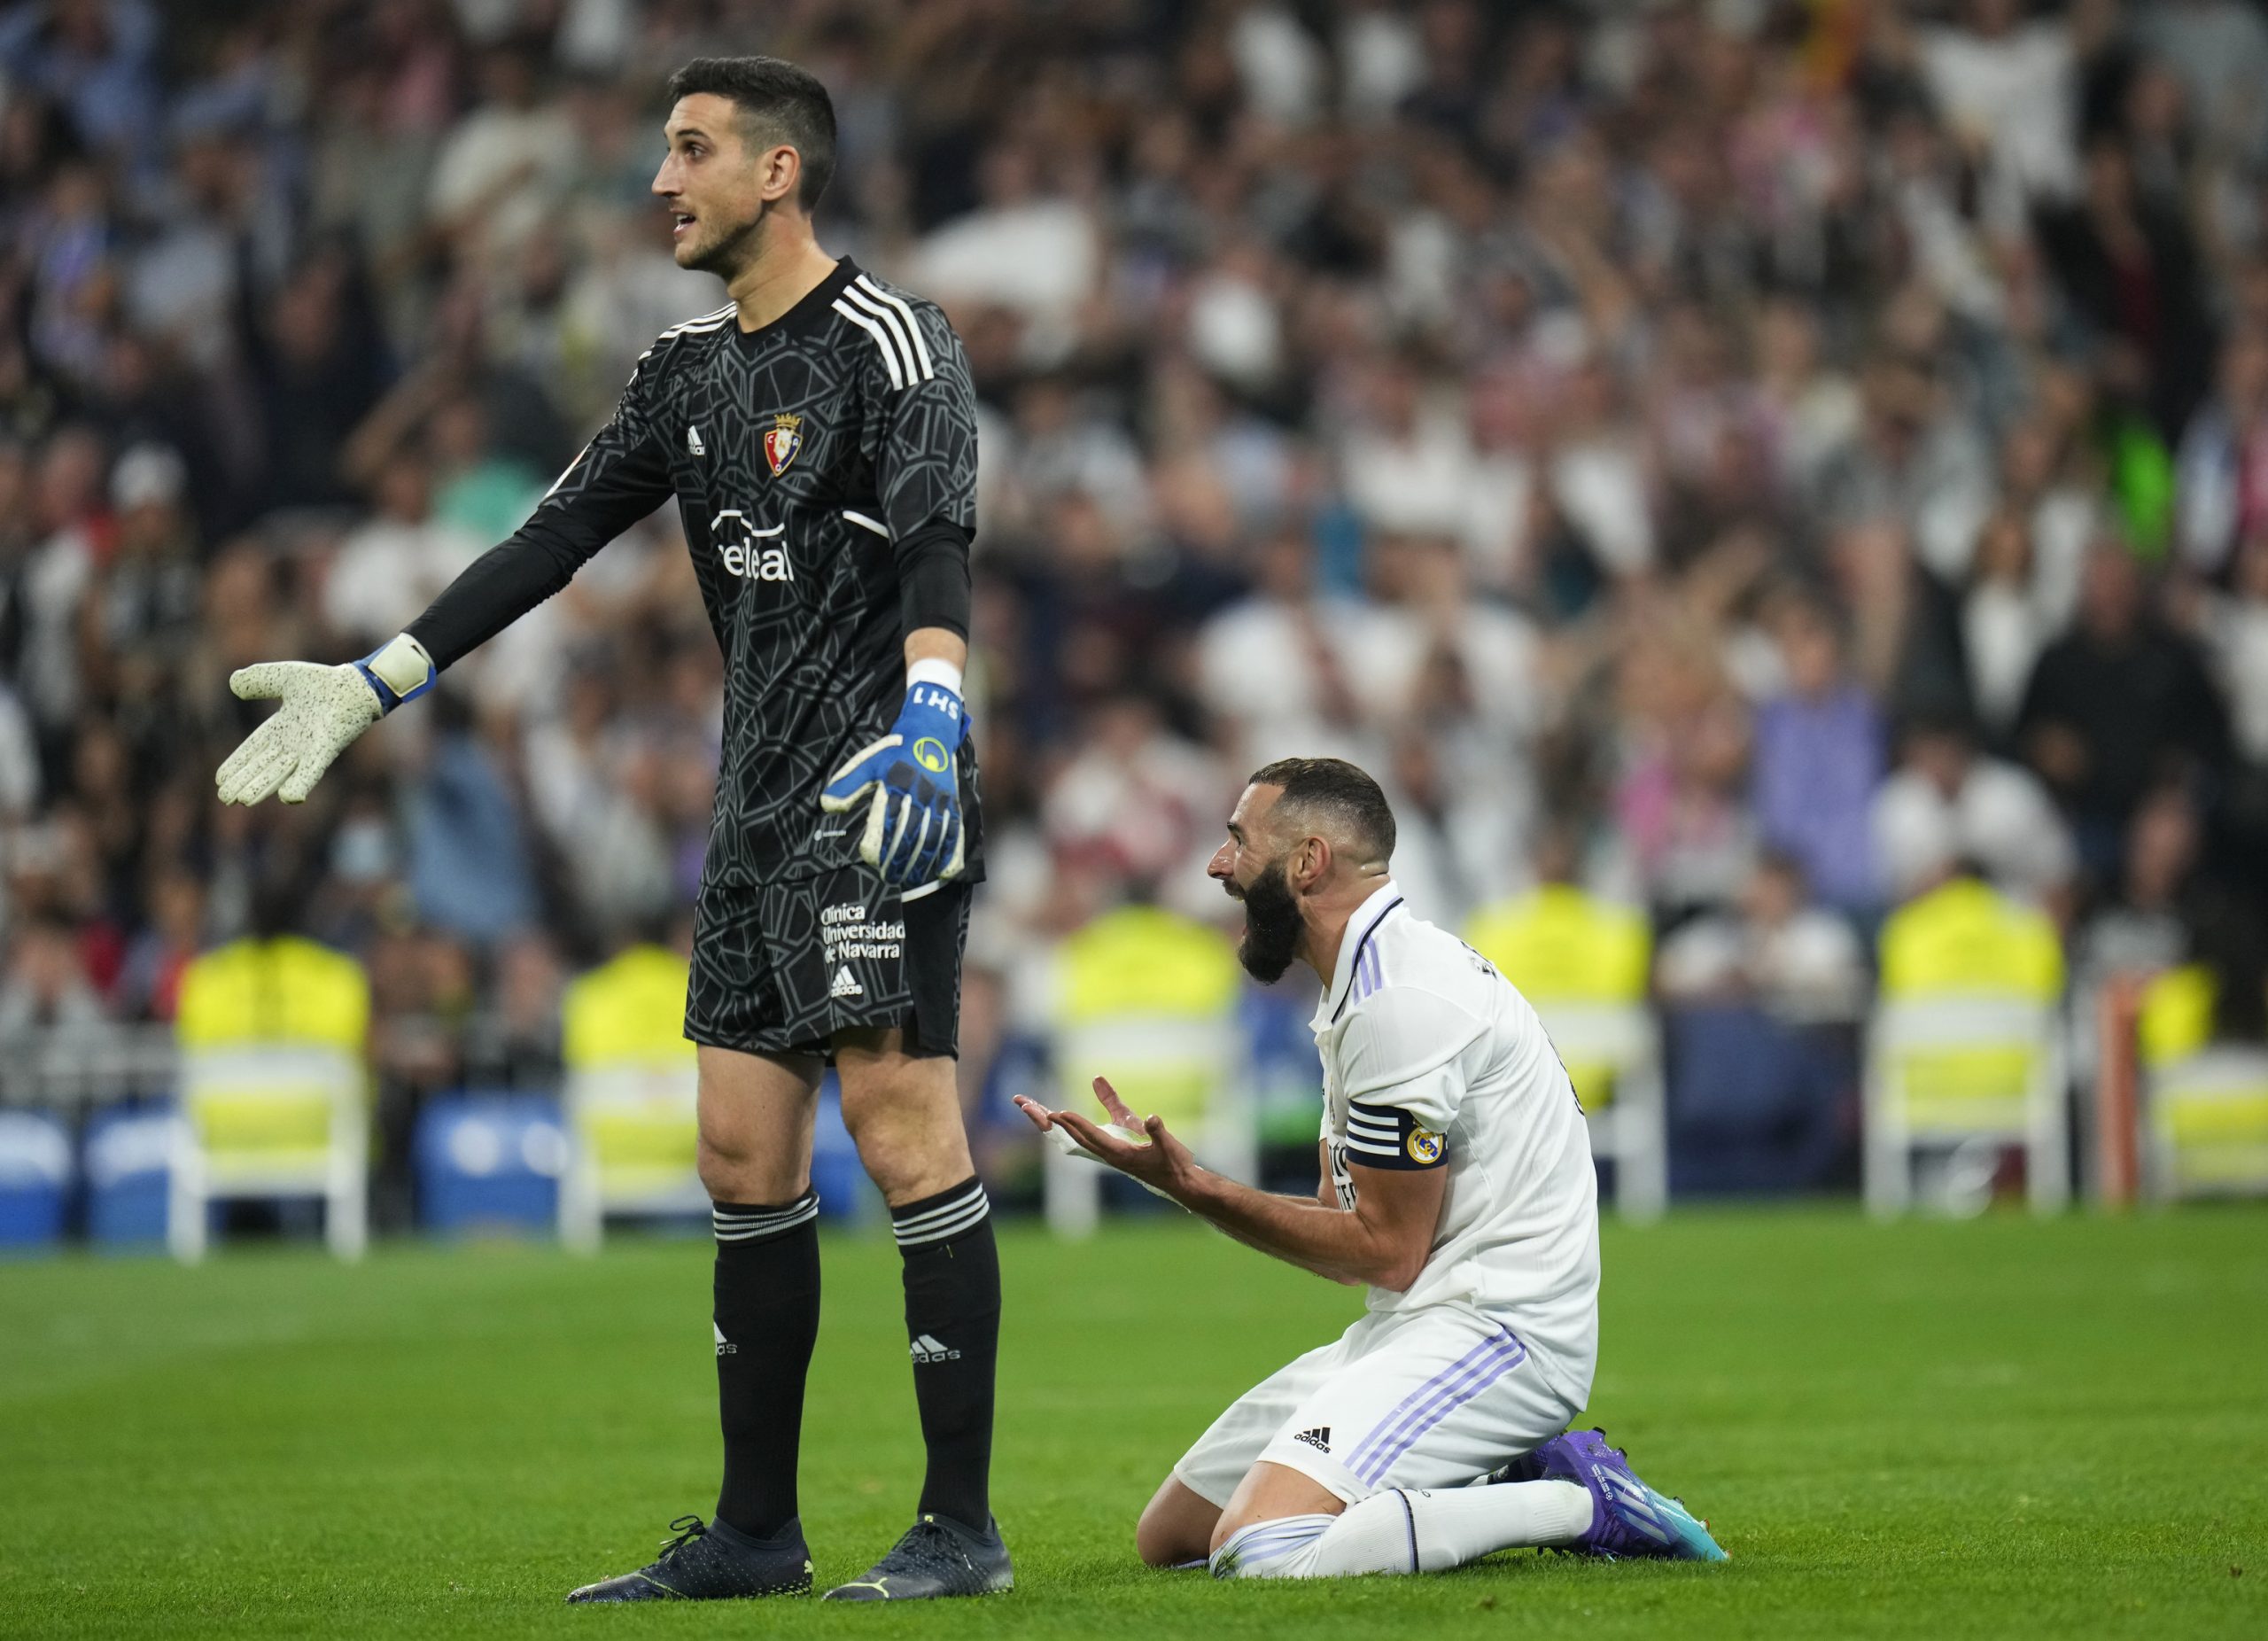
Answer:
[{"xmin": 0, "ymin": 1208, "xmax": 2262, "ymax": 1638}]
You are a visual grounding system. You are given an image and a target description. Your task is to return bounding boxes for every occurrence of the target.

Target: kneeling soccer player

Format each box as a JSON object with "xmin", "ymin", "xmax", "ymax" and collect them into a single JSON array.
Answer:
[{"xmin": 1017, "ymin": 758, "xmax": 1728, "ymax": 1580}]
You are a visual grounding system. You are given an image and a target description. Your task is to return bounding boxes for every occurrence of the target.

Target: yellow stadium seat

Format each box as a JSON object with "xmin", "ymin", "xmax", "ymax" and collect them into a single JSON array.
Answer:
[
  {"xmin": 556, "ymin": 945, "xmax": 701, "ymax": 1251},
  {"xmin": 169, "ymin": 937, "xmax": 371, "ymax": 1262},
  {"xmin": 1868, "ymin": 879, "xmax": 2067, "ymax": 1216},
  {"xmin": 2134, "ymin": 968, "xmax": 2268, "ymax": 1200},
  {"xmin": 1464, "ymin": 887, "xmax": 1664, "ymax": 1220},
  {"xmin": 1046, "ymin": 905, "xmax": 1245, "ymax": 1237}
]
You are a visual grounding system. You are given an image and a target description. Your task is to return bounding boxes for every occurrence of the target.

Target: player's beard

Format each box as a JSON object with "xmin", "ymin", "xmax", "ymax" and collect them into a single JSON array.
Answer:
[
  {"xmin": 683, "ymin": 196, "xmax": 771, "ymax": 279},
  {"xmin": 1234, "ymin": 856, "xmax": 1303, "ymax": 984}
]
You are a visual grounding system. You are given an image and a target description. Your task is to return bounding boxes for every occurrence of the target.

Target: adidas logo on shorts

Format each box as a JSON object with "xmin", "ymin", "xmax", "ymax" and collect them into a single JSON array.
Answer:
[
  {"xmin": 831, "ymin": 965, "xmax": 863, "ymax": 999},
  {"xmin": 1293, "ymin": 1427, "xmax": 1331, "ymax": 1452}
]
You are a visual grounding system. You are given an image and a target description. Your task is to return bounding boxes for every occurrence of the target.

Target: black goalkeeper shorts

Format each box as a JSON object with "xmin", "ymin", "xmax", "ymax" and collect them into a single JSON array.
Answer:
[{"xmin": 683, "ymin": 866, "xmax": 971, "ymax": 1062}]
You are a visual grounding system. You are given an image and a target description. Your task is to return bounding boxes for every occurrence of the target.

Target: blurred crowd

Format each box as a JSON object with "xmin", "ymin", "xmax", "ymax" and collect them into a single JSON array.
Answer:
[{"xmin": 6, "ymin": 0, "xmax": 2268, "ymax": 1198}]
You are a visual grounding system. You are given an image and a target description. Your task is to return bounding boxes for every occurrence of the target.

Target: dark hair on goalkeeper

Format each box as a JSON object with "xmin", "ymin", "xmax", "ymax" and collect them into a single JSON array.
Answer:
[
  {"xmin": 1249, "ymin": 757, "xmax": 1396, "ymax": 868},
  {"xmin": 666, "ymin": 56, "xmax": 837, "ymax": 212}
]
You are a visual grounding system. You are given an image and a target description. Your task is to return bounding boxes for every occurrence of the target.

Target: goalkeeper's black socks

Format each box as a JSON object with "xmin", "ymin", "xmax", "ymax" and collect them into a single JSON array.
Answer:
[
  {"xmin": 711, "ymin": 1191, "xmax": 822, "ymax": 1538},
  {"xmin": 891, "ymin": 1176, "xmax": 1000, "ymax": 1530}
]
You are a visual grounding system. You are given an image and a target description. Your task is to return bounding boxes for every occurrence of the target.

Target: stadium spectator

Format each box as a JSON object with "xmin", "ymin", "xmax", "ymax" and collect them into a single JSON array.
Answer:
[
  {"xmin": 1655, "ymin": 852, "xmax": 1868, "ymax": 1026},
  {"xmin": 2016, "ymin": 538, "xmax": 2230, "ymax": 875},
  {"xmin": 1873, "ymin": 710, "xmax": 2075, "ymax": 909},
  {"xmin": 0, "ymin": 913, "xmax": 105, "ymax": 1036},
  {"xmin": 1750, "ymin": 591, "xmax": 1885, "ymax": 915}
]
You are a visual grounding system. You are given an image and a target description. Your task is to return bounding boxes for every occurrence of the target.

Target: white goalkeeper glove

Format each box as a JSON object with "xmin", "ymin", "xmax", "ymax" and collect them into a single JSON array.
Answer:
[{"xmin": 214, "ymin": 634, "xmax": 437, "ymax": 806}]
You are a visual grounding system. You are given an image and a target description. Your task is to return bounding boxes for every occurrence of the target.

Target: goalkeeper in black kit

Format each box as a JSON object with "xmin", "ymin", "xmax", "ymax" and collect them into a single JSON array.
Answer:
[{"xmin": 216, "ymin": 57, "xmax": 1009, "ymax": 1603}]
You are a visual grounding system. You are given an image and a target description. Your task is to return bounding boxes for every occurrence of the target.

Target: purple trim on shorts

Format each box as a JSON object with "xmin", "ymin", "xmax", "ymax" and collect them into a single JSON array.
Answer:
[
  {"xmin": 1345, "ymin": 1327, "xmax": 1527, "ymax": 1486},
  {"xmin": 1343, "ymin": 1335, "xmax": 1507, "ymax": 1479}
]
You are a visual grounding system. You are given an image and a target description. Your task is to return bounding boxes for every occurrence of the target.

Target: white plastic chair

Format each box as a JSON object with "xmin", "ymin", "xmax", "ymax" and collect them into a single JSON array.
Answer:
[
  {"xmin": 1045, "ymin": 1013, "xmax": 1253, "ymax": 1239},
  {"xmin": 2143, "ymin": 1046, "xmax": 2268, "ymax": 1202},
  {"xmin": 557, "ymin": 1060, "xmax": 704, "ymax": 1253},
  {"xmin": 168, "ymin": 1043, "xmax": 368, "ymax": 1263},
  {"xmin": 1864, "ymin": 995, "xmax": 2067, "ymax": 1217}
]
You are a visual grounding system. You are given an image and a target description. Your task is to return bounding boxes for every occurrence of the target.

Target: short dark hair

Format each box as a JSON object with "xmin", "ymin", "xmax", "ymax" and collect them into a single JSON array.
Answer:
[
  {"xmin": 1248, "ymin": 757, "xmax": 1396, "ymax": 867},
  {"xmin": 666, "ymin": 56, "xmax": 836, "ymax": 212}
]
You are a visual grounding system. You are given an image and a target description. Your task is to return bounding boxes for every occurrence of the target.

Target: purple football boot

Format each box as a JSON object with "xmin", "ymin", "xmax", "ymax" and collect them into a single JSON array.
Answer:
[{"xmin": 1530, "ymin": 1427, "xmax": 1728, "ymax": 1561}]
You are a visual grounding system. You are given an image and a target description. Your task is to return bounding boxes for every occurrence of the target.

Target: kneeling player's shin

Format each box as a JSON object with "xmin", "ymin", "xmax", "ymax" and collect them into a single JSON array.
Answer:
[
  {"xmin": 892, "ymin": 1177, "xmax": 999, "ymax": 1529},
  {"xmin": 712, "ymin": 1192, "xmax": 822, "ymax": 1539},
  {"xmin": 1211, "ymin": 1482, "xmax": 1594, "ymax": 1579}
]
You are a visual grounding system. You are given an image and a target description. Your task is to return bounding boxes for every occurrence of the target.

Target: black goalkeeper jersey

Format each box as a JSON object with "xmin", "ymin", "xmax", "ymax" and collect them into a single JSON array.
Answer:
[{"xmin": 407, "ymin": 257, "xmax": 982, "ymax": 889}]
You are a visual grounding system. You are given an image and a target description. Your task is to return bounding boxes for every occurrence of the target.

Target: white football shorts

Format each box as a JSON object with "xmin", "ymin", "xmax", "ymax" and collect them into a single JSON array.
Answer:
[{"xmin": 1171, "ymin": 1303, "xmax": 1582, "ymax": 1507}]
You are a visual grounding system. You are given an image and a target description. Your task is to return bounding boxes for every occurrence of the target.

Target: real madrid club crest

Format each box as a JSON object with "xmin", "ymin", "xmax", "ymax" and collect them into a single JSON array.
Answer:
[
  {"xmin": 1407, "ymin": 1127, "xmax": 1445, "ymax": 1165},
  {"xmin": 763, "ymin": 412, "xmax": 804, "ymax": 477}
]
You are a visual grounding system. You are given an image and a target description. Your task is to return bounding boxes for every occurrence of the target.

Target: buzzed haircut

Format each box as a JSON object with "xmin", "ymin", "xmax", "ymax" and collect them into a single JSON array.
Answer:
[
  {"xmin": 1249, "ymin": 757, "xmax": 1396, "ymax": 867},
  {"xmin": 666, "ymin": 55, "xmax": 837, "ymax": 212}
]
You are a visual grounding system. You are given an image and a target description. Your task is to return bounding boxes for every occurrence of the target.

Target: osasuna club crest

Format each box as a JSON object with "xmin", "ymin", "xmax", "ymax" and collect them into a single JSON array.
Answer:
[{"xmin": 763, "ymin": 412, "xmax": 804, "ymax": 477}]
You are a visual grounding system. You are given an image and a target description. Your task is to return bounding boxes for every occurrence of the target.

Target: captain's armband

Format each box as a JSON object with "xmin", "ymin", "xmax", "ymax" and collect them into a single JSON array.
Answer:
[{"xmin": 1343, "ymin": 1098, "xmax": 1449, "ymax": 1171}]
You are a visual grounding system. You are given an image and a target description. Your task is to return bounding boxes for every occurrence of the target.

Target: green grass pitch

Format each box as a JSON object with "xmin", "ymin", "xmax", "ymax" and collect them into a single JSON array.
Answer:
[{"xmin": 3, "ymin": 1206, "xmax": 2263, "ymax": 1638}]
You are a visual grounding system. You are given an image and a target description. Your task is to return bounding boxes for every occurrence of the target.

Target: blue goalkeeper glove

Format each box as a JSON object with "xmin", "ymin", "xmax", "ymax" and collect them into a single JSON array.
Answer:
[{"xmin": 820, "ymin": 678, "xmax": 968, "ymax": 890}]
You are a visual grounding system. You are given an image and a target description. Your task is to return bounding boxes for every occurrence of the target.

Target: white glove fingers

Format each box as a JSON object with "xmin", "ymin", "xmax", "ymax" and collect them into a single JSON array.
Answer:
[
  {"xmin": 229, "ymin": 663, "xmax": 297, "ymax": 701},
  {"xmin": 216, "ymin": 723, "xmax": 288, "ymax": 802},
  {"xmin": 277, "ymin": 743, "xmax": 342, "ymax": 804},
  {"xmin": 221, "ymin": 744, "xmax": 295, "ymax": 806},
  {"xmin": 214, "ymin": 719, "xmax": 280, "ymax": 793}
]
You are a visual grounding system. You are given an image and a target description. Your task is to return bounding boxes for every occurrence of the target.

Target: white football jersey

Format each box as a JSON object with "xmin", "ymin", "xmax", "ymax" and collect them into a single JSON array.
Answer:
[{"xmin": 1311, "ymin": 881, "xmax": 1601, "ymax": 1400}]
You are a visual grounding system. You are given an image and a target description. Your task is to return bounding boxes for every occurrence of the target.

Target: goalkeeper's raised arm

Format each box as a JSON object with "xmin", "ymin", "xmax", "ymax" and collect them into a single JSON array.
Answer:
[{"xmin": 214, "ymin": 347, "xmax": 676, "ymax": 809}]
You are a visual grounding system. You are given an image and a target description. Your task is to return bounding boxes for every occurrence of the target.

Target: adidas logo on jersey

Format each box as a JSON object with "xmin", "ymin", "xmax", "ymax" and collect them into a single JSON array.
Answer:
[
  {"xmin": 1293, "ymin": 1427, "xmax": 1331, "ymax": 1452},
  {"xmin": 714, "ymin": 1322, "xmax": 736, "ymax": 1357},
  {"xmin": 831, "ymin": 965, "xmax": 864, "ymax": 999},
  {"xmin": 687, "ymin": 424, "xmax": 705, "ymax": 456},
  {"xmin": 909, "ymin": 1333, "xmax": 959, "ymax": 1363}
]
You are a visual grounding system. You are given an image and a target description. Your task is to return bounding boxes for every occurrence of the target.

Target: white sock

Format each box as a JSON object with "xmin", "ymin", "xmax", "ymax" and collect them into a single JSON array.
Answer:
[
  {"xmin": 1210, "ymin": 1482, "xmax": 1593, "ymax": 1579},
  {"xmin": 1208, "ymin": 1513, "xmax": 1338, "ymax": 1579}
]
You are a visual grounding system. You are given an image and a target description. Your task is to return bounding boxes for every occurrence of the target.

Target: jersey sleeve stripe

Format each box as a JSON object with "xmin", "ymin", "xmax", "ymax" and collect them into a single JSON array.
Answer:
[
  {"xmin": 1348, "ymin": 1100, "xmax": 1410, "ymax": 1126},
  {"xmin": 842, "ymin": 509, "xmax": 890, "ymax": 539},
  {"xmin": 832, "ymin": 299, "xmax": 905, "ymax": 390},
  {"xmin": 843, "ymin": 284, "xmax": 930, "ymax": 384},
  {"xmin": 658, "ymin": 302, "xmax": 734, "ymax": 338},
  {"xmin": 856, "ymin": 275, "xmax": 936, "ymax": 378}
]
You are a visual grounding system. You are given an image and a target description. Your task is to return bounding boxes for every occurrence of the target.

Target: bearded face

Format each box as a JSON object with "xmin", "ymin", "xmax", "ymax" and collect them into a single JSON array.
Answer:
[{"xmin": 1231, "ymin": 852, "xmax": 1303, "ymax": 984}]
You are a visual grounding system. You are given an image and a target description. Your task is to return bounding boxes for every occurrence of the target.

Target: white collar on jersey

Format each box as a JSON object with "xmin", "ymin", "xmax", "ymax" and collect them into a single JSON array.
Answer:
[{"xmin": 1313, "ymin": 879, "xmax": 1405, "ymax": 1030}]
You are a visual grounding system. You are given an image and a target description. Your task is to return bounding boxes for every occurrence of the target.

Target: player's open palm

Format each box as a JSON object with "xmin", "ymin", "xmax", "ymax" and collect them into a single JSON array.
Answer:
[
  {"xmin": 1014, "ymin": 1077, "xmax": 1195, "ymax": 1198},
  {"xmin": 215, "ymin": 662, "xmax": 384, "ymax": 806}
]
